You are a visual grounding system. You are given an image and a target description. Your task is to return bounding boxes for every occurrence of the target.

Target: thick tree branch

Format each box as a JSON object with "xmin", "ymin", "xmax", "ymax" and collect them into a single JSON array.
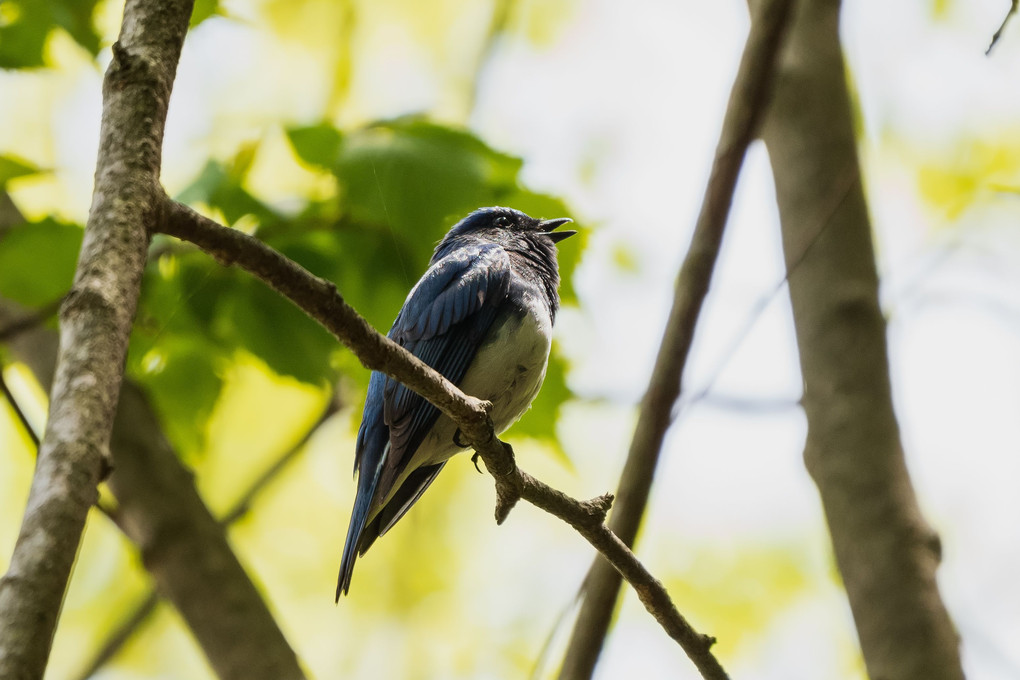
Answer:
[
  {"xmin": 559, "ymin": 1, "xmax": 794, "ymax": 677},
  {"xmin": 106, "ymin": 382, "xmax": 308, "ymax": 680},
  {"xmin": 159, "ymin": 200, "xmax": 727, "ymax": 678},
  {"xmin": 75, "ymin": 397, "xmax": 337, "ymax": 680},
  {"xmin": 0, "ymin": 2, "xmax": 195, "ymax": 677},
  {"xmin": 760, "ymin": 0, "xmax": 965, "ymax": 678},
  {"xmin": 1, "ymin": 288, "xmax": 309, "ymax": 680}
]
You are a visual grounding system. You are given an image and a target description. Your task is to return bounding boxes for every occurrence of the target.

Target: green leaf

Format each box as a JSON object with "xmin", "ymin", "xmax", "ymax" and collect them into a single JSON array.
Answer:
[
  {"xmin": 48, "ymin": 0, "xmax": 101, "ymax": 56},
  {"xmin": 0, "ymin": 155, "xmax": 44, "ymax": 187},
  {"xmin": 0, "ymin": 219, "xmax": 81, "ymax": 306},
  {"xmin": 0, "ymin": 1, "xmax": 50, "ymax": 68},
  {"xmin": 335, "ymin": 116, "xmax": 523, "ymax": 255},
  {"xmin": 132, "ymin": 337, "xmax": 225, "ymax": 457},
  {"xmin": 223, "ymin": 277, "xmax": 336, "ymax": 385},
  {"xmin": 176, "ymin": 158, "xmax": 279, "ymax": 227},
  {"xmin": 0, "ymin": 0, "xmax": 101, "ymax": 68},
  {"xmin": 286, "ymin": 122, "xmax": 344, "ymax": 169},
  {"xmin": 189, "ymin": 0, "xmax": 222, "ymax": 27}
]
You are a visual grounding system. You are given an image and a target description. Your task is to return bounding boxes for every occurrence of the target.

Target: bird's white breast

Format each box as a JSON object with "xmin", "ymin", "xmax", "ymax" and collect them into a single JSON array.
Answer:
[{"xmin": 415, "ymin": 289, "xmax": 553, "ymax": 466}]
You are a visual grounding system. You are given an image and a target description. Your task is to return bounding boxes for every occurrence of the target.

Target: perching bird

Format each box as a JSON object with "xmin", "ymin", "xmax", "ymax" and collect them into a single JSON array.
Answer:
[{"xmin": 337, "ymin": 206, "xmax": 575, "ymax": 599}]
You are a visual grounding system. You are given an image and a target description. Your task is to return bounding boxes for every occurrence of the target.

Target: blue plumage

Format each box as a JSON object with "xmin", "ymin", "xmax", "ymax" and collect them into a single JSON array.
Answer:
[{"xmin": 336, "ymin": 206, "xmax": 575, "ymax": 599}]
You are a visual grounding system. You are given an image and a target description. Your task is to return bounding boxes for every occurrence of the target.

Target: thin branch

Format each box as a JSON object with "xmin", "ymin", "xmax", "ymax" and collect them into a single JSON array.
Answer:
[
  {"xmin": 158, "ymin": 201, "xmax": 727, "ymax": 678},
  {"xmin": 680, "ymin": 169, "xmax": 857, "ymax": 415},
  {"xmin": 0, "ymin": 1, "xmax": 195, "ymax": 676},
  {"xmin": 558, "ymin": 1, "xmax": 795, "ymax": 677},
  {"xmin": 73, "ymin": 592, "xmax": 160, "ymax": 680},
  {"xmin": 0, "ymin": 296, "xmax": 64, "ymax": 343},
  {"xmin": 987, "ymin": 0, "xmax": 1018, "ymax": 55},
  {"xmin": 464, "ymin": 0, "xmax": 515, "ymax": 119},
  {"xmin": 74, "ymin": 398, "xmax": 338, "ymax": 680},
  {"xmin": 0, "ymin": 363, "xmax": 40, "ymax": 448},
  {"xmin": 1, "ymin": 291, "xmax": 310, "ymax": 680},
  {"xmin": 220, "ymin": 396, "xmax": 340, "ymax": 525}
]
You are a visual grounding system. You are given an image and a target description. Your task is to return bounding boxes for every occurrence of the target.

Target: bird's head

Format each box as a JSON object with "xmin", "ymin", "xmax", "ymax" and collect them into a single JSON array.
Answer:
[{"xmin": 437, "ymin": 207, "xmax": 575, "ymax": 257}]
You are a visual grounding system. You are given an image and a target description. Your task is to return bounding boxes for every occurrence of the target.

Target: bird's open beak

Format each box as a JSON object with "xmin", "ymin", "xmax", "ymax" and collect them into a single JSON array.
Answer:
[{"xmin": 538, "ymin": 217, "xmax": 576, "ymax": 243}]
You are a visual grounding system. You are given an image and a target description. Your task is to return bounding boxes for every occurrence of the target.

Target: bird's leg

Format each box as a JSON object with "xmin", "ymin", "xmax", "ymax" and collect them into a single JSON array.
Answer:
[{"xmin": 452, "ymin": 428, "xmax": 485, "ymax": 473}]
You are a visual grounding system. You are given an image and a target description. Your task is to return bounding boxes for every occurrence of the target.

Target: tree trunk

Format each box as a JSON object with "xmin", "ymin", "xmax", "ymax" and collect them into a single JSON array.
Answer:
[{"xmin": 760, "ymin": 1, "xmax": 965, "ymax": 678}]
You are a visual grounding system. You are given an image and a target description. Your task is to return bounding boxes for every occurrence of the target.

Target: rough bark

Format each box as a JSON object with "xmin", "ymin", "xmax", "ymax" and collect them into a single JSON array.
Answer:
[
  {"xmin": 760, "ymin": 0, "xmax": 965, "ymax": 678},
  {"xmin": 0, "ymin": 2, "xmax": 194, "ymax": 678},
  {"xmin": 558, "ymin": 1, "xmax": 794, "ymax": 677},
  {"xmin": 1, "ymin": 290, "xmax": 308, "ymax": 680},
  {"xmin": 106, "ymin": 382, "xmax": 307, "ymax": 680}
]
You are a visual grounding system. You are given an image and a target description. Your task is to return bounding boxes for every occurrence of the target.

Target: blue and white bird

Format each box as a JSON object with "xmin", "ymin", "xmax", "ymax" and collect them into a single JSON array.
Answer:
[{"xmin": 336, "ymin": 206, "xmax": 575, "ymax": 599}]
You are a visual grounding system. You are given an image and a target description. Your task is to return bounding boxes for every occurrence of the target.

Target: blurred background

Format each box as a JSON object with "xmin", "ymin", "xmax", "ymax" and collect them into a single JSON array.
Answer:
[{"xmin": 1, "ymin": 0, "xmax": 1019, "ymax": 678}]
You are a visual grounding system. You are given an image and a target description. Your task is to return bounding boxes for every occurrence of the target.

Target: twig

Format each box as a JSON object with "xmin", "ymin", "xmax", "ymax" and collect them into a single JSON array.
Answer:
[
  {"xmin": 558, "ymin": 1, "xmax": 795, "ymax": 677},
  {"xmin": 73, "ymin": 592, "xmax": 160, "ymax": 680},
  {"xmin": 0, "ymin": 296, "xmax": 64, "ymax": 343},
  {"xmin": 464, "ymin": 0, "xmax": 515, "ymax": 118},
  {"xmin": 679, "ymin": 170, "xmax": 857, "ymax": 415},
  {"xmin": 158, "ymin": 200, "xmax": 728, "ymax": 678},
  {"xmin": 221, "ymin": 396, "xmax": 340, "ymax": 524},
  {"xmin": 987, "ymin": 0, "xmax": 1018, "ymax": 55},
  {"xmin": 0, "ymin": 363, "xmax": 40, "ymax": 447}
]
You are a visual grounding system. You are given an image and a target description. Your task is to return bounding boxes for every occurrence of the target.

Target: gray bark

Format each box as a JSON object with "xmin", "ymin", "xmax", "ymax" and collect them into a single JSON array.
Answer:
[{"xmin": 760, "ymin": 0, "xmax": 966, "ymax": 678}]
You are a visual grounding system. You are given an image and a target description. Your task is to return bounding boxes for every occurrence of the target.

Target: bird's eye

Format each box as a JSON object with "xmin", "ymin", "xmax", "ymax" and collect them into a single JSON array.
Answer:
[{"xmin": 494, "ymin": 215, "xmax": 511, "ymax": 228}]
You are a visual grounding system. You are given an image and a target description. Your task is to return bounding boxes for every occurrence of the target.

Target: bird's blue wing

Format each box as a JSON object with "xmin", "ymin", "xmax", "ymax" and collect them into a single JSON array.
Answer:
[{"xmin": 337, "ymin": 242, "xmax": 511, "ymax": 598}]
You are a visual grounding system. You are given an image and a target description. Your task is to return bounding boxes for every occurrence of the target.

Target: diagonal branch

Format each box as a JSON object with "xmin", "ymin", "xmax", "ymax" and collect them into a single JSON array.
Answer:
[
  {"xmin": 987, "ymin": 0, "xmax": 1018, "ymax": 55},
  {"xmin": 0, "ymin": 1, "xmax": 195, "ymax": 677},
  {"xmin": 559, "ymin": 1, "xmax": 795, "ymax": 677},
  {"xmin": 73, "ymin": 398, "xmax": 338, "ymax": 680},
  {"xmin": 1, "ymin": 288, "xmax": 308, "ymax": 680},
  {"xmin": 159, "ymin": 200, "xmax": 728, "ymax": 679}
]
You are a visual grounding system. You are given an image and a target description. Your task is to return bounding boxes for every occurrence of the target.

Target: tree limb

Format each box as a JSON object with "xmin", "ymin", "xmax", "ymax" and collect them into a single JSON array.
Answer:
[
  {"xmin": 558, "ymin": 1, "xmax": 795, "ymax": 677},
  {"xmin": 760, "ymin": 0, "xmax": 965, "ymax": 677},
  {"xmin": 158, "ymin": 199, "xmax": 728, "ymax": 679},
  {"xmin": 0, "ymin": 1, "xmax": 195, "ymax": 677},
  {"xmin": 73, "ymin": 397, "xmax": 338, "ymax": 680},
  {"xmin": 0, "ymin": 291, "xmax": 309, "ymax": 680}
]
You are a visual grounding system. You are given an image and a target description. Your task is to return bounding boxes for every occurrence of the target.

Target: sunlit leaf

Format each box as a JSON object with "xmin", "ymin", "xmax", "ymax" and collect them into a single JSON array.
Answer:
[
  {"xmin": 0, "ymin": 155, "xmax": 44, "ymax": 187},
  {"xmin": 665, "ymin": 544, "xmax": 812, "ymax": 657},
  {"xmin": 0, "ymin": 219, "xmax": 81, "ymax": 306},
  {"xmin": 916, "ymin": 137, "xmax": 1020, "ymax": 221},
  {"xmin": 176, "ymin": 159, "xmax": 280, "ymax": 227},
  {"xmin": 223, "ymin": 277, "xmax": 336, "ymax": 385},
  {"xmin": 189, "ymin": 0, "xmax": 222, "ymax": 27},
  {"xmin": 134, "ymin": 337, "xmax": 225, "ymax": 457},
  {"xmin": 286, "ymin": 122, "xmax": 344, "ymax": 170},
  {"xmin": 0, "ymin": 0, "xmax": 102, "ymax": 68},
  {"xmin": 335, "ymin": 116, "xmax": 523, "ymax": 254}
]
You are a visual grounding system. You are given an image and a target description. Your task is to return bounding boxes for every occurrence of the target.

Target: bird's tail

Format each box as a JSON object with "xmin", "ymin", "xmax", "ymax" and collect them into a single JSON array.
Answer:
[{"xmin": 336, "ymin": 446, "xmax": 387, "ymax": 601}]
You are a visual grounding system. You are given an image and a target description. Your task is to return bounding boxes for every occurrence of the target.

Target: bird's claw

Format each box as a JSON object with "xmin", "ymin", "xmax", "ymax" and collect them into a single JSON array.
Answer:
[
  {"xmin": 453, "ymin": 428, "xmax": 469, "ymax": 448},
  {"xmin": 471, "ymin": 451, "xmax": 483, "ymax": 474}
]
